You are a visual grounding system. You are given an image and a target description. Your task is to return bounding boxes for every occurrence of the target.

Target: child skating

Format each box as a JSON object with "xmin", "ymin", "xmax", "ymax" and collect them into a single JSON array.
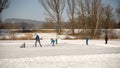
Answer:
[{"xmin": 51, "ymin": 38, "xmax": 55, "ymax": 46}]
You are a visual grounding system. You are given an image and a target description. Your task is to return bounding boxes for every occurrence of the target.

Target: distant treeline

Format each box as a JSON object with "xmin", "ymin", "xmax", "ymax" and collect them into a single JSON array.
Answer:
[{"xmin": 0, "ymin": 21, "xmax": 120, "ymax": 29}]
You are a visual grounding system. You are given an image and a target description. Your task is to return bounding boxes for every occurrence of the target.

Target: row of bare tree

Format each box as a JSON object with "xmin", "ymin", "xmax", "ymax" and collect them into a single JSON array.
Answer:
[
  {"xmin": 0, "ymin": 0, "xmax": 120, "ymax": 38},
  {"xmin": 40, "ymin": 0, "xmax": 120, "ymax": 38}
]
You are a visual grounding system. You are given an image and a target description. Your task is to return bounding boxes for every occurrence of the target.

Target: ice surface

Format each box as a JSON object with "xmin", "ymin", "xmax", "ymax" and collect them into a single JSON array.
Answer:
[
  {"xmin": 0, "ymin": 40, "xmax": 120, "ymax": 68},
  {"xmin": 0, "ymin": 54, "xmax": 120, "ymax": 68}
]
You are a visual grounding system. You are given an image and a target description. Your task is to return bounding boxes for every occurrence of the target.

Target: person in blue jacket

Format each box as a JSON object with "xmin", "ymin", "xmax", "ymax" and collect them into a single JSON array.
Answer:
[
  {"xmin": 86, "ymin": 36, "xmax": 89, "ymax": 45},
  {"xmin": 35, "ymin": 33, "xmax": 42, "ymax": 47},
  {"xmin": 51, "ymin": 38, "xmax": 55, "ymax": 46}
]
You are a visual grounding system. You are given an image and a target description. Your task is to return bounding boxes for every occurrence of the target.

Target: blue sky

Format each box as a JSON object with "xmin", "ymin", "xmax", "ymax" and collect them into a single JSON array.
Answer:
[
  {"xmin": 1, "ymin": 0, "xmax": 120, "ymax": 21},
  {"xmin": 2, "ymin": 0, "xmax": 46, "ymax": 21}
]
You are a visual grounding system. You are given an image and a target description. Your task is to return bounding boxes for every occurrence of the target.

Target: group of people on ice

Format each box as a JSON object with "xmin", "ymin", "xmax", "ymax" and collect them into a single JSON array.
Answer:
[
  {"xmin": 34, "ymin": 33, "xmax": 108, "ymax": 47},
  {"xmin": 35, "ymin": 33, "xmax": 58, "ymax": 47},
  {"xmin": 20, "ymin": 33, "xmax": 108, "ymax": 48},
  {"xmin": 85, "ymin": 35, "xmax": 108, "ymax": 45}
]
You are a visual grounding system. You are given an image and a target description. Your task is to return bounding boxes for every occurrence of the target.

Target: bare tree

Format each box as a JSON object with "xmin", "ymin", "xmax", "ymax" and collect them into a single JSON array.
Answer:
[
  {"xmin": 42, "ymin": 18, "xmax": 55, "ymax": 29},
  {"xmin": 92, "ymin": 0, "xmax": 102, "ymax": 38},
  {"xmin": 40, "ymin": 0, "xmax": 65, "ymax": 34},
  {"xmin": 0, "ymin": 0, "xmax": 9, "ymax": 22},
  {"xmin": 116, "ymin": 2, "xmax": 120, "ymax": 28},
  {"xmin": 67, "ymin": 0, "xmax": 76, "ymax": 35},
  {"xmin": 75, "ymin": 0, "xmax": 102, "ymax": 38},
  {"xmin": 116, "ymin": 2, "xmax": 120, "ymax": 23},
  {"xmin": 82, "ymin": 0, "xmax": 102, "ymax": 38},
  {"xmin": 75, "ymin": 0, "xmax": 87, "ymax": 35},
  {"xmin": 102, "ymin": 5, "xmax": 113, "ymax": 43},
  {"xmin": 78, "ymin": 0, "xmax": 92, "ymax": 35},
  {"xmin": 84, "ymin": 0, "xmax": 91, "ymax": 29},
  {"xmin": 84, "ymin": 0, "xmax": 93, "ymax": 37},
  {"xmin": 103, "ymin": 5, "xmax": 113, "ymax": 29},
  {"xmin": 19, "ymin": 22, "xmax": 26, "ymax": 32},
  {"xmin": 0, "ymin": 0, "xmax": 9, "ymax": 13}
]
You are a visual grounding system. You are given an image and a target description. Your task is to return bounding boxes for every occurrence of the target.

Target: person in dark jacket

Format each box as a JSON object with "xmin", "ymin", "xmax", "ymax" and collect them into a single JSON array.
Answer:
[
  {"xmin": 86, "ymin": 36, "xmax": 89, "ymax": 45},
  {"xmin": 105, "ymin": 34, "xmax": 108, "ymax": 44},
  {"xmin": 55, "ymin": 39, "xmax": 58, "ymax": 44},
  {"xmin": 35, "ymin": 34, "xmax": 42, "ymax": 47},
  {"xmin": 20, "ymin": 42, "xmax": 25, "ymax": 48}
]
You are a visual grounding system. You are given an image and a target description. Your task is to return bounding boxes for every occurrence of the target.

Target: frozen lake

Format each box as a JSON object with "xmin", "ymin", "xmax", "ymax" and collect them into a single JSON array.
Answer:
[{"xmin": 0, "ymin": 40, "xmax": 120, "ymax": 68}]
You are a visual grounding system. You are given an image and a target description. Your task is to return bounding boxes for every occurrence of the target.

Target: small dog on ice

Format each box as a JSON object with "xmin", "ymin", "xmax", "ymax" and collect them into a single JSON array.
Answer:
[{"xmin": 20, "ymin": 42, "xmax": 25, "ymax": 48}]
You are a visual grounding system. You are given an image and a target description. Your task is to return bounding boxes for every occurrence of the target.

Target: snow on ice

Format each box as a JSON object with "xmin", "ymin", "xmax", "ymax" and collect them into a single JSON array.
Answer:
[{"xmin": 0, "ymin": 40, "xmax": 120, "ymax": 68}]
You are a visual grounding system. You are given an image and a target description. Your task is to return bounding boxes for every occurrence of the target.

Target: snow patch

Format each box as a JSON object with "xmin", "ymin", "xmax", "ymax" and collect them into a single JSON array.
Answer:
[{"xmin": 0, "ymin": 54, "xmax": 120, "ymax": 68}]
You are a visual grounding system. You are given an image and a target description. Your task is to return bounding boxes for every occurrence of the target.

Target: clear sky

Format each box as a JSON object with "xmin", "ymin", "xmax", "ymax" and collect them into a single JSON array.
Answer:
[{"xmin": 1, "ymin": 0, "xmax": 120, "ymax": 21}]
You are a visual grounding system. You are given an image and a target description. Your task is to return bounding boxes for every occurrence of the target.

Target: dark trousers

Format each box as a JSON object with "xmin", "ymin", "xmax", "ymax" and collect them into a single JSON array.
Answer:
[
  {"xmin": 52, "ymin": 42, "xmax": 55, "ymax": 46},
  {"xmin": 105, "ymin": 40, "xmax": 108, "ymax": 44},
  {"xmin": 35, "ymin": 40, "xmax": 42, "ymax": 47},
  {"xmin": 51, "ymin": 41, "xmax": 55, "ymax": 46},
  {"xmin": 55, "ymin": 39, "xmax": 57, "ymax": 44}
]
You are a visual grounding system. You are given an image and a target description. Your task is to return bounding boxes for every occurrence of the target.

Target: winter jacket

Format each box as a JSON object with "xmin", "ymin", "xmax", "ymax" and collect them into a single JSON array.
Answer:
[{"xmin": 36, "ymin": 35, "xmax": 40, "ymax": 41}]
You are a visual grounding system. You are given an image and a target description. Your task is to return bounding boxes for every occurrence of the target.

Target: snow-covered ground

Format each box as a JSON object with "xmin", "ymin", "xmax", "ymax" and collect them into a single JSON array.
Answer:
[{"xmin": 0, "ymin": 40, "xmax": 120, "ymax": 68}]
